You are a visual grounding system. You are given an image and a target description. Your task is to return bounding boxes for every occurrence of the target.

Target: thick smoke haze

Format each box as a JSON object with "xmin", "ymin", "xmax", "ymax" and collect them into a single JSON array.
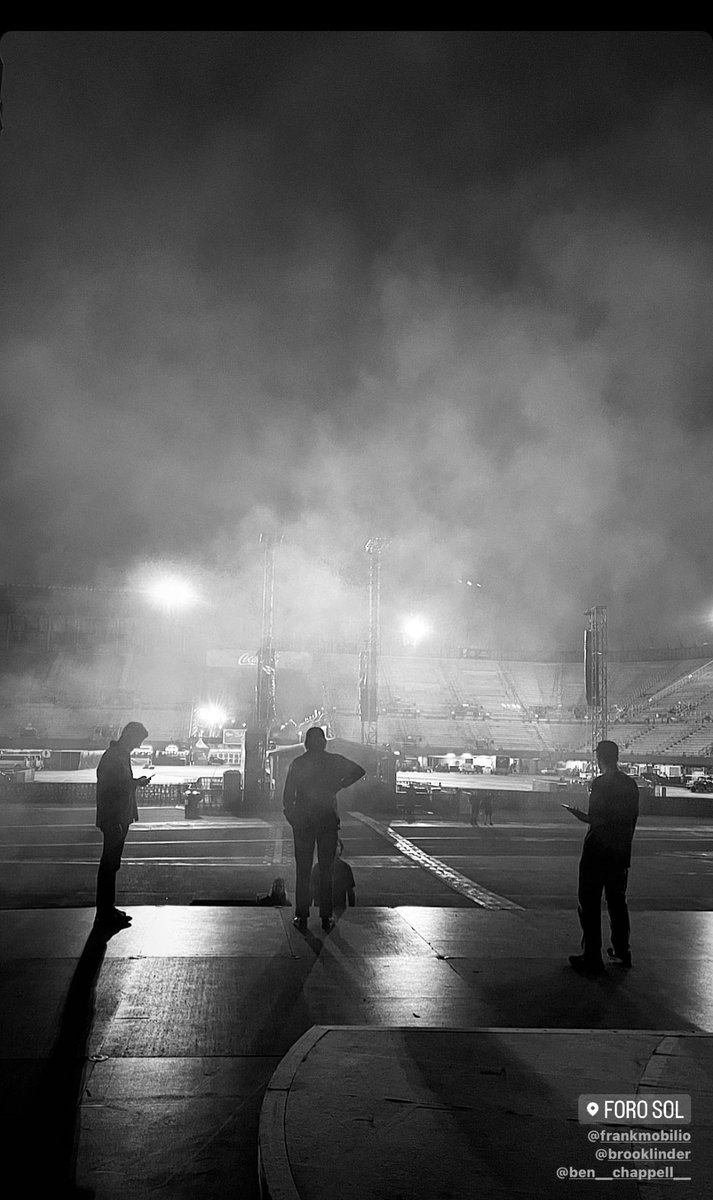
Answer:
[{"xmin": 1, "ymin": 31, "xmax": 712, "ymax": 650}]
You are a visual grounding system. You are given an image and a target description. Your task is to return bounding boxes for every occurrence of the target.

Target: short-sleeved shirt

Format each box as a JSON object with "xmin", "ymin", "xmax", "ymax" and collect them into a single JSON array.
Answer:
[
  {"xmin": 283, "ymin": 750, "xmax": 365, "ymax": 824},
  {"xmin": 582, "ymin": 770, "xmax": 639, "ymax": 867}
]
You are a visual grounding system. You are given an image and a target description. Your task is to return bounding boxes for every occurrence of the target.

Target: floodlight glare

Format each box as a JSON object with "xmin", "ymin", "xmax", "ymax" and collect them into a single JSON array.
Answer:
[
  {"xmin": 402, "ymin": 614, "xmax": 431, "ymax": 644},
  {"xmin": 196, "ymin": 704, "xmax": 227, "ymax": 726},
  {"xmin": 143, "ymin": 575, "xmax": 198, "ymax": 612}
]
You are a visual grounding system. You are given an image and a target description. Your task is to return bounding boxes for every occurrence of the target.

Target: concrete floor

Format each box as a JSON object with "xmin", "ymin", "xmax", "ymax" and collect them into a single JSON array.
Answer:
[
  {"xmin": 2, "ymin": 904, "xmax": 713, "ymax": 1198},
  {"xmin": 263, "ymin": 1026, "xmax": 712, "ymax": 1199}
]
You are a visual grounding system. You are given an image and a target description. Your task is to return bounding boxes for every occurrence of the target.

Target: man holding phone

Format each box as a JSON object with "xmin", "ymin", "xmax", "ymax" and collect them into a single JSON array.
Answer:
[
  {"xmin": 95, "ymin": 720, "xmax": 152, "ymax": 929},
  {"xmin": 563, "ymin": 739, "xmax": 639, "ymax": 976}
]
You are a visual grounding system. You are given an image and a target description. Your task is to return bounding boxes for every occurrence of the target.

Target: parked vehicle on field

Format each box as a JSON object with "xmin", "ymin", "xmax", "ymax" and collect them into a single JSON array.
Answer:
[
  {"xmin": 154, "ymin": 744, "xmax": 190, "ymax": 765},
  {"xmin": 688, "ymin": 776, "xmax": 713, "ymax": 793},
  {"xmin": 641, "ymin": 770, "xmax": 667, "ymax": 786}
]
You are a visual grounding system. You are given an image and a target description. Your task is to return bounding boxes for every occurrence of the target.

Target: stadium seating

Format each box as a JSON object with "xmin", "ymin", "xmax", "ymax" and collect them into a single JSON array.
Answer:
[
  {"xmin": 2, "ymin": 611, "xmax": 713, "ymax": 762},
  {"xmin": 313, "ymin": 652, "xmax": 713, "ymax": 759}
]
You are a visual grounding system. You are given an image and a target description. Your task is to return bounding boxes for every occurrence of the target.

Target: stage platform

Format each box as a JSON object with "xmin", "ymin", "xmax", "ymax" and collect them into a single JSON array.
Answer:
[{"xmin": 0, "ymin": 905, "xmax": 711, "ymax": 1198}]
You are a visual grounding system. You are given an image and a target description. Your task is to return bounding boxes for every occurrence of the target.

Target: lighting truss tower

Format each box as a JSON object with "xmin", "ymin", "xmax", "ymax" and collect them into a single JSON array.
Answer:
[
  {"xmin": 244, "ymin": 532, "xmax": 281, "ymax": 808},
  {"xmin": 256, "ymin": 532, "xmax": 278, "ymax": 729},
  {"xmin": 361, "ymin": 537, "xmax": 389, "ymax": 745},
  {"xmin": 584, "ymin": 605, "xmax": 608, "ymax": 768}
]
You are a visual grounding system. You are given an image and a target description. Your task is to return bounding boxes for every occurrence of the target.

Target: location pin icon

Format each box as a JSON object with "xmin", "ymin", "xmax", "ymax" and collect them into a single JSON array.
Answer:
[{"xmin": 587, "ymin": 1102, "xmax": 599, "ymax": 1116}]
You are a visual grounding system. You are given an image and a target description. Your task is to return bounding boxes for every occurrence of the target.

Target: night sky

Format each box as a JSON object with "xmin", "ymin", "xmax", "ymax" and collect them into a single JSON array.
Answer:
[{"xmin": 1, "ymin": 31, "xmax": 712, "ymax": 649}]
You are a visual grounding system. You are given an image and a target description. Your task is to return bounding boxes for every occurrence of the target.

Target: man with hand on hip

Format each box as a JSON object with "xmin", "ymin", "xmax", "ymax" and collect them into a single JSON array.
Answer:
[{"xmin": 283, "ymin": 727, "xmax": 364, "ymax": 933}]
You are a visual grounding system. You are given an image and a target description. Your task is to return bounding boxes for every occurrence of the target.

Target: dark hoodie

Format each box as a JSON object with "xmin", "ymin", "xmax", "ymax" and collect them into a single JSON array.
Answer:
[{"xmin": 96, "ymin": 739, "xmax": 140, "ymax": 832}]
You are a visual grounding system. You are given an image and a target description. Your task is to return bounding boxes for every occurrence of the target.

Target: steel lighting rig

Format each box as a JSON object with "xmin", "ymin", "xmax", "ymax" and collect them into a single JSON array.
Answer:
[
  {"xmin": 585, "ymin": 605, "xmax": 608, "ymax": 769},
  {"xmin": 243, "ymin": 532, "xmax": 281, "ymax": 808},
  {"xmin": 361, "ymin": 537, "xmax": 389, "ymax": 746}
]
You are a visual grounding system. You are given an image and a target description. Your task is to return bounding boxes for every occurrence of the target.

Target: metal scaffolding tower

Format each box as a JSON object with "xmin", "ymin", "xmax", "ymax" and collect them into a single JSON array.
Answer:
[
  {"xmin": 244, "ymin": 532, "xmax": 280, "ymax": 808},
  {"xmin": 584, "ymin": 605, "xmax": 608, "ymax": 766},
  {"xmin": 360, "ymin": 537, "xmax": 388, "ymax": 746}
]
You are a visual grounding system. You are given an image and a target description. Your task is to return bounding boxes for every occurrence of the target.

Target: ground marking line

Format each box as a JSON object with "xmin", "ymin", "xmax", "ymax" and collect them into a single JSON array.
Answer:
[{"xmin": 350, "ymin": 812, "xmax": 523, "ymax": 910}]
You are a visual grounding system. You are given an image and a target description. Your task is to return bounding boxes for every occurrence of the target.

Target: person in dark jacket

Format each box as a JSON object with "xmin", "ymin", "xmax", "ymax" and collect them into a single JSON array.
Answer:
[
  {"xmin": 466, "ymin": 790, "xmax": 479, "ymax": 826},
  {"xmin": 283, "ymin": 727, "xmax": 365, "ymax": 932},
  {"xmin": 563, "ymin": 740, "xmax": 639, "ymax": 976},
  {"xmin": 95, "ymin": 721, "xmax": 152, "ymax": 929},
  {"xmin": 479, "ymin": 790, "xmax": 495, "ymax": 825}
]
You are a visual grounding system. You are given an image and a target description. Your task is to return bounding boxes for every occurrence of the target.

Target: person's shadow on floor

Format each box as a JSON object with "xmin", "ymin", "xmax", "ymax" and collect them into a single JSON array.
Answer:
[{"xmin": 35, "ymin": 920, "xmax": 121, "ymax": 1198}]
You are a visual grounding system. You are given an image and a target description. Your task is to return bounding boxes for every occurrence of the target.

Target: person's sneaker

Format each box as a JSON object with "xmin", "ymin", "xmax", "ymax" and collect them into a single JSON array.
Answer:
[
  {"xmin": 292, "ymin": 917, "xmax": 308, "ymax": 932},
  {"xmin": 569, "ymin": 954, "xmax": 606, "ymax": 977},
  {"xmin": 607, "ymin": 948, "xmax": 633, "ymax": 968},
  {"xmin": 320, "ymin": 917, "xmax": 335, "ymax": 932}
]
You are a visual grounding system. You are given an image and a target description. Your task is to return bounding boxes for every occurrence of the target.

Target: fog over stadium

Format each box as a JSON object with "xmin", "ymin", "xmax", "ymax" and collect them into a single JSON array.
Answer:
[{"xmin": 1, "ymin": 31, "xmax": 712, "ymax": 650}]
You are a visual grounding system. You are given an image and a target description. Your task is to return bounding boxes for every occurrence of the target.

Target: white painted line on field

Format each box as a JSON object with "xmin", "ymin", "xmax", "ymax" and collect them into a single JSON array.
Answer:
[{"xmin": 350, "ymin": 812, "xmax": 523, "ymax": 910}]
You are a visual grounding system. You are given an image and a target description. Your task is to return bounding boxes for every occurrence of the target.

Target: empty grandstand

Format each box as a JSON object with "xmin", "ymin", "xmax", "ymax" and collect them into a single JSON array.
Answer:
[{"xmin": 1, "ymin": 584, "xmax": 713, "ymax": 768}]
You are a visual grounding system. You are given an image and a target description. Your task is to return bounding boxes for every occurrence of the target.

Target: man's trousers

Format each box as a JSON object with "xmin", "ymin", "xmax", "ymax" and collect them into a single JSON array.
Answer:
[
  {"xmin": 578, "ymin": 854, "xmax": 631, "ymax": 965},
  {"xmin": 96, "ymin": 828, "xmax": 128, "ymax": 915},
  {"xmin": 292, "ymin": 814, "xmax": 339, "ymax": 919}
]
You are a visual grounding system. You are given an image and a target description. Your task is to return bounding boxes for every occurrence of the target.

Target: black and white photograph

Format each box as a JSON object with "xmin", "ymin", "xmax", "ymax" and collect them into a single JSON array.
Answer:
[{"xmin": 0, "ymin": 28, "xmax": 712, "ymax": 1198}]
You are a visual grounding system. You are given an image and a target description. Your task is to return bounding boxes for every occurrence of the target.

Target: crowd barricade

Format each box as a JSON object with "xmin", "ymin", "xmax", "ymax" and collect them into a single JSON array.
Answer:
[
  {"xmin": 389, "ymin": 786, "xmax": 713, "ymax": 820},
  {"xmin": 144, "ymin": 783, "xmax": 186, "ymax": 806},
  {"xmin": 0, "ymin": 780, "xmax": 193, "ymax": 806}
]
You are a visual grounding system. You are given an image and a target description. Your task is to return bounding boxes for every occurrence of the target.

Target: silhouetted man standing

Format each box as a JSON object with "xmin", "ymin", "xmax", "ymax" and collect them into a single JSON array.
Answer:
[
  {"xmin": 564, "ymin": 740, "xmax": 639, "ymax": 976},
  {"xmin": 479, "ymin": 790, "xmax": 495, "ymax": 825},
  {"xmin": 283, "ymin": 727, "xmax": 365, "ymax": 932},
  {"xmin": 95, "ymin": 721, "xmax": 152, "ymax": 929},
  {"xmin": 467, "ymin": 790, "xmax": 479, "ymax": 825}
]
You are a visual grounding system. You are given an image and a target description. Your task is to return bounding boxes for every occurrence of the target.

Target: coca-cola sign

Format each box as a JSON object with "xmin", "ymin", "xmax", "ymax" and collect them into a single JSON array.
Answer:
[{"xmin": 206, "ymin": 650, "xmax": 293, "ymax": 668}]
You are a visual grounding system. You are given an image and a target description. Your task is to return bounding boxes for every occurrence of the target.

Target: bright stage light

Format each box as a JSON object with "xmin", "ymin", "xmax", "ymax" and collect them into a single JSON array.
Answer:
[
  {"xmin": 196, "ymin": 704, "xmax": 227, "ymax": 726},
  {"xmin": 402, "ymin": 614, "xmax": 431, "ymax": 645},
  {"xmin": 142, "ymin": 574, "xmax": 199, "ymax": 612}
]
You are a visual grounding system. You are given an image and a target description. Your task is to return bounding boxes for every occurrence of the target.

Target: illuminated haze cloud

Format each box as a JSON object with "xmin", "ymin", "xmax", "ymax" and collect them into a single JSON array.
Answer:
[{"xmin": 0, "ymin": 32, "xmax": 711, "ymax": 649}]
